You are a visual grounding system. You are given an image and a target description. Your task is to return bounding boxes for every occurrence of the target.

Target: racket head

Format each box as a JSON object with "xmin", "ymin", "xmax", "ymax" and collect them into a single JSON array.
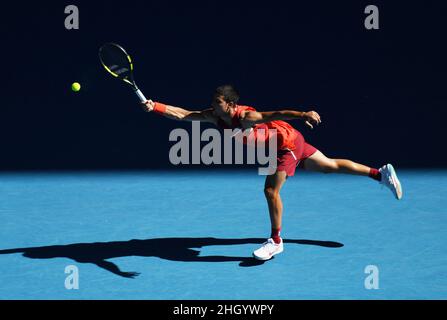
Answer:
[{"xmin": 99, "ymin": 43, "xmax": 136, "ymax": 87}]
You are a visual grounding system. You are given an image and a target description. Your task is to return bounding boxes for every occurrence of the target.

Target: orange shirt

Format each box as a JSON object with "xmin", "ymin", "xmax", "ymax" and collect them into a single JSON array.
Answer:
[{"xmin": 216, "ymin": 105, "xmax": 298, "ymax": 150}]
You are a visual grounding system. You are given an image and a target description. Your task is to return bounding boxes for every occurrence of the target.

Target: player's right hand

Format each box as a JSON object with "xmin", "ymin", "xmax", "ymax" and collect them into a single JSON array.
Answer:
[
  {"xmin": 141, "ymin": 99, "xmax": 155, "ymax": 112},
  {"xmin": 304, "ymin": 110, "xmax": 322, "ymax": 129}
]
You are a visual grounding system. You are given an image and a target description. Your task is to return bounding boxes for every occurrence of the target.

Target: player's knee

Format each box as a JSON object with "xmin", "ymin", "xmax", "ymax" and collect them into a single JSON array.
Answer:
[
  {"xmin": 264, "ymin": 187, "xmax": 279, "ymax": 199},
  {"xmin": 322, "ymin": 160, "xmax": 339, "ymax": 173}
]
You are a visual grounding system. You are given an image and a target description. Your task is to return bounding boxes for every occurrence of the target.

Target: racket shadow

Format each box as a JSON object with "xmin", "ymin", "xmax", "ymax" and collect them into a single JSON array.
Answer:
[{"xmin": 0, "ymin": 237, "xmax": 343, "ymax": 278}]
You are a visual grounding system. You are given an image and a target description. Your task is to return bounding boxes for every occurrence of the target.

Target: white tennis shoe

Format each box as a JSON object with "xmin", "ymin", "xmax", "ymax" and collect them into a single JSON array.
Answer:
[
  {"xmin": 379, "ymin": 164, "xmax": 403, "ymax": 200},
  {"xmin": 253, "ymin": 238, "xmax": 284, "ymax": 260}
]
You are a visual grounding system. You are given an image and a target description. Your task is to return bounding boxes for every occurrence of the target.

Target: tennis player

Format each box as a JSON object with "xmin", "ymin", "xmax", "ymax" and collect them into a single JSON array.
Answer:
[{"xmin": 141, "ymin": 85, "xmax": 403, "ymax": 260}]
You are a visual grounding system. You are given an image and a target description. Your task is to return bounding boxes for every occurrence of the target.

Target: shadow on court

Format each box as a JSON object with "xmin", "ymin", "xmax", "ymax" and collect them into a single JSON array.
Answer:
[{"xmin": 0, "ymin": 237, "xmax": 344, "ymax": 278}]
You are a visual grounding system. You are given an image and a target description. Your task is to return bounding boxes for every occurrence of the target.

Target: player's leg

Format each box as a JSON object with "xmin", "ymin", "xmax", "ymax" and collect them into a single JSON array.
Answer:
[
  {"xmin": 302, "ymin": 150, "xmax": 403, "ymax": 199},
  {"xmin": 302, "ymin": 150, "xmax": 373, "ymax": 177},
  {"xmin": 264, "ymin": 170, "xmax": 287, "ymax": 238},
  {"xmin": 253, "ymin": 170, "xmax": 287, "ymax": 260}
]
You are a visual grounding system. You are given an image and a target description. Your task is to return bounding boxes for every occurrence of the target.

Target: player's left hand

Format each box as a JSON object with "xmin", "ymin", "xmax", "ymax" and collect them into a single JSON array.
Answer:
[{"xmin": 304, "ymin": 111, "xmax": 322, "ymax": 129}]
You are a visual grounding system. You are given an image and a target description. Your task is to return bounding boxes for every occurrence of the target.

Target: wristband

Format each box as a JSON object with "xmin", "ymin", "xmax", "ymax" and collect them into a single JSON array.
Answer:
[{"xmin": 153, "ymin": 102, "xmax": 167, "ymax": 115}]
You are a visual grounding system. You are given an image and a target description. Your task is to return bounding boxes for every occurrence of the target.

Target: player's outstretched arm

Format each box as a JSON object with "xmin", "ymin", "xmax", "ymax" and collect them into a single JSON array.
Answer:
[
  {"xmin": 141, "ymin": 100, "xmax": 217, "ymax": 124},
  {"xmin": 240, "ymin": 109, "xmax": 322, "ymax": 129}
]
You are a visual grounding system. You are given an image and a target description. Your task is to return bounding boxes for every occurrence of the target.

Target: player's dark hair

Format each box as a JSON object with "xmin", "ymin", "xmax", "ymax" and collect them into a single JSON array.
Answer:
[{"xmin": 214, "ymin": 85, "xmax": 240, "ymax": 104}]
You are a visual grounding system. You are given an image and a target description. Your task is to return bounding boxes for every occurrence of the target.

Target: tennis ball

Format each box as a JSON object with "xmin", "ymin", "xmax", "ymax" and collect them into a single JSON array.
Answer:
[{"xmin": 71, "ymin": 82, "xmax": 81, "ymax": 92}]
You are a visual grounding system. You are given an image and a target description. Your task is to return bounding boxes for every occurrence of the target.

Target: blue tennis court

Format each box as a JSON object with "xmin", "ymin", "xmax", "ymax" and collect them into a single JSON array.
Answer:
[{"xmin": 0, "ymin": 169, "xmax": 445, "ymax": 299}]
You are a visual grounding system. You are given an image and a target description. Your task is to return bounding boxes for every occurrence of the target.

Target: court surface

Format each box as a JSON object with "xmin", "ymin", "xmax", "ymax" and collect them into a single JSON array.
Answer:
[{"xmin": 0, "ymin": 169, "xmax": 446, "ymax": 299}]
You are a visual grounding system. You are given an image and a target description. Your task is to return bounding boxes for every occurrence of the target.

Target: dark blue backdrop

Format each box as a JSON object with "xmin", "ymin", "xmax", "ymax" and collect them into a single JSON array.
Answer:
[{"xmin": 1, "ymin": 0, "xmax": 446, "ymax": 170}]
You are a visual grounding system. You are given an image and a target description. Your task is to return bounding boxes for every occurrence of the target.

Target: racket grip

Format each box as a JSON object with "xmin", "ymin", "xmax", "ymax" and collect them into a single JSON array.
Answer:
[{"xmin": 134, "ymin": 89, "xmax": 147, "ymax": 103}]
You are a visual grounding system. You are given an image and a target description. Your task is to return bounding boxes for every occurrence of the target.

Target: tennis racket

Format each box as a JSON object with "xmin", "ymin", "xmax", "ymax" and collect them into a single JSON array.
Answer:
[{"xmin": 99, "ymin": 43, "xmax": 147, "ymax": 102}]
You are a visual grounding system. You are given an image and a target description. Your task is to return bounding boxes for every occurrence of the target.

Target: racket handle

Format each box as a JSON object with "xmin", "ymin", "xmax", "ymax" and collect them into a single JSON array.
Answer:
[{"xmin": 134, "ymin": 89, "xmax": 147, "ymax": 103}]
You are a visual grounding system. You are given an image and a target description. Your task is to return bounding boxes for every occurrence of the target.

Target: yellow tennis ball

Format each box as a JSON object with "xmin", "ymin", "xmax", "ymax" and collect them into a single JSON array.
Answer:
[{"xmin": 71, "ymin": 82, "xmax": 81, "ymax": 92}]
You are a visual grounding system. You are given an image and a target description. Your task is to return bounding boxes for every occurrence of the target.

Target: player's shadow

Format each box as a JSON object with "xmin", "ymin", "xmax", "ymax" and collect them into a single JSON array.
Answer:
[{"xmin": 0, "ymin": 237, "xmax": 343, "ymax": 278}]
